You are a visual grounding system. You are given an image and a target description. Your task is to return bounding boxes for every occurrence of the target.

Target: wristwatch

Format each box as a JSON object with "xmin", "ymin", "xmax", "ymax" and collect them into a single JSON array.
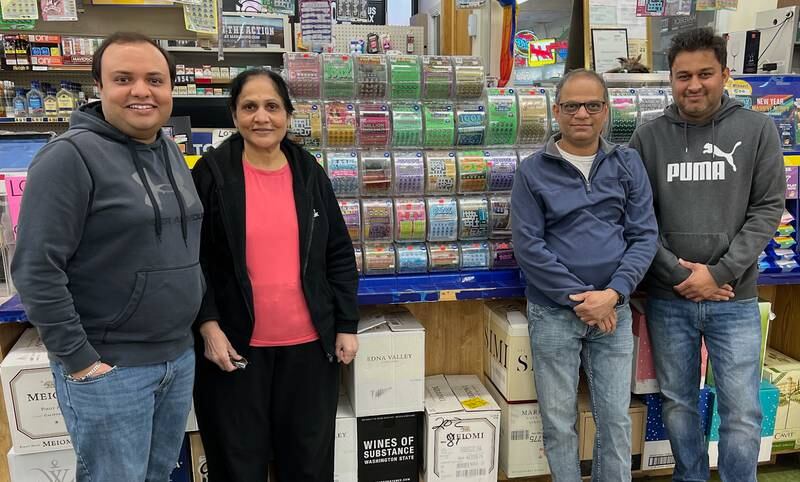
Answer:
[{"xmin": 612, "ymin": 289, "xmax": 626, "ymax": 307}]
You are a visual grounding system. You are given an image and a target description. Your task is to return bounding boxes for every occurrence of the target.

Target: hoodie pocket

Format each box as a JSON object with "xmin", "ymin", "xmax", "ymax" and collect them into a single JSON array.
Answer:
[
  {"xmin": 663, "ymin": 232, "xmax": 730, "ymax": 265},
  {"xmin": 104, "ymin": 263, "xmax": 204, "ymax": 343}
]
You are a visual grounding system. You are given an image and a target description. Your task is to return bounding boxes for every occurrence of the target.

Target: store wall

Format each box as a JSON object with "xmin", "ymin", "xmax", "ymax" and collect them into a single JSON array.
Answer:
[
  {"xmin": 387, "ymin": 0, "xmax": 413, "ymax": 25},
  {"xmin": 716, "ymin": 0, "xmax": 778, "ymax": 33}
]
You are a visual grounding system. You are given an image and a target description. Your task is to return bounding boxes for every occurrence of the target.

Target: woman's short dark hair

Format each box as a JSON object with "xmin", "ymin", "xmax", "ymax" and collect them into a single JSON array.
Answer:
[
  {"xmin": 92, "ymin": 32, "xmax": 176, "ymax": 87},
  {"xmin": 667, "ymin": 27, "xmax": 727, "ymax": 70},
  {"xmin": 229, "ymin": 68, "xmax": 294, "ymax": 116}
]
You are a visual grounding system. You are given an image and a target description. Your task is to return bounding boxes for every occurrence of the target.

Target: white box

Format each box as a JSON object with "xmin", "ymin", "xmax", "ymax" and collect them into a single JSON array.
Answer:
[
  {"xmin": 708, "ymin": 436, "xmax": 773, "ymax": 467},
  {"xmin": 423, "ymin": 374, "xmax": 500, "ymax": 482},
  {"xmin": 344, "ymin": 308, "xmax": 425, "ymax": 417},
  {"xmin": 484, "ymin": 301, "xmax": 536, "ymax": 402},
  {"xmin": 1, "ymin": 328, "xmax": 72, "ymax": 454},
  {"xmin": 334, "ymin": 391, "xmax": 357, "ymax": 482},
  {"xmin": 7, "ymin": 446, "xmax": 76, "ymax": 481},
  {"xmin": 641, "ymin": 440, "xmax": 675, "ymax": 471},
  {"xmin": 484, "ymin": 378, "xmax": 549, "ymax": 478}
]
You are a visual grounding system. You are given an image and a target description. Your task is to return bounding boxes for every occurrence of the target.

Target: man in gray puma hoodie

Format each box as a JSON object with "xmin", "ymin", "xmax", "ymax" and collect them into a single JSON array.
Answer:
[
  {"xmin": 629, "ymin": 28, "xmax": 785, "ymax": 482},
  {"xmin": 11, "ymin": 33, "xmax": 203, "ymax": 481}
]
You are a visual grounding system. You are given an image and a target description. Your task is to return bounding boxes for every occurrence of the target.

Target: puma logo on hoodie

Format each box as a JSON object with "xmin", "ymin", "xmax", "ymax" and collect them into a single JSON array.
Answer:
[{"xmin": 665, "ymin": 141, "xmax": 743, "ymax": 182}]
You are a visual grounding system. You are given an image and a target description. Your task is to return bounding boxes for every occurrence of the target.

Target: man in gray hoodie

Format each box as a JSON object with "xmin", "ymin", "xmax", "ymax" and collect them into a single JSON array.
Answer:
[
  {"xmin": 11, "ymin": 32, "xmax": 203, "ymax": 481},
  {"xmin": 629, "ymin": 28, "xmax": 785, "ymax": 482}
]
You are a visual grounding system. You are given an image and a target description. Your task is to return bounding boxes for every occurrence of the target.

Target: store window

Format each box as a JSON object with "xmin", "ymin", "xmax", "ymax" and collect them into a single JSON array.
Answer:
[{"xmin": 512, "ymin": 0, "xmax": 573, "ymax": 85}]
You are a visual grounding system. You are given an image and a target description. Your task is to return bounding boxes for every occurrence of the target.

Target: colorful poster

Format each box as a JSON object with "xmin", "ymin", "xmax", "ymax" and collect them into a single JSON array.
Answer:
[
  {"xmin": 0, "ymin": 3, "xmax": 34, "ymax": 27},
  {"xmin": 697, "ymin": 0, "xmax": 738, "ymax": 11},
  {"xmin": 636, "ymin": 0, "xmax": 665, "ymax": 17},
  {"xmin": 184, "ymin": 0, "xmax": 218, "ymax": 34},
  {"xmin": 39, "ymin": 0, "xmax": 76, "ymax": 21},
  {"xmin": 300, "ymin": 0, "xmax": 331, "ymax": 51},
  {"xmin": 4, "ymin": 176, "xmax": 25, "ymax": 240},
  {"xmin": 0, "ymin": 0, "xmax": 38, "ymax": 20},
  {"xmin": 221, "ymin": 14, "xmax": 286, "ymax": 49}
]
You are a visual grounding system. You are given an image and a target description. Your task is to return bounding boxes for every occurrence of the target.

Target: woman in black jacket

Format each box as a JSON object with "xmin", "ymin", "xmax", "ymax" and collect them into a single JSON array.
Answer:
[{"xmin": 192, "ymin": 68, "xmax": 359, "ymax": 481}]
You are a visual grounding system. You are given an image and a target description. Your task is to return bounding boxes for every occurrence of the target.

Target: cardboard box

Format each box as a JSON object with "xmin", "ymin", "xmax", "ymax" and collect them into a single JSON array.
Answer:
[
  {"xmin": 762, "ymin": 348, "xmax": 800, "ymax": 451},
  {"xmin": 630, "ymin": 301, "xmax": 708, "ymax": 394},
  {"xmin": 578, "ymin": 394, "xmax": 645, "ymax": 475},
  {"xmin": 357, "ymin": 411, "xmax": 421, "ymax": 482},
  {"xmin": 423, "ymin": 375, "xmax": 500, "ymax": 482},
  {"xmin": 708, "ymin": 380, "xmax": 779, "ymax": 467},
  {"xmin": 335, "ymin": 391, "xmax": 357, "ymax": 482},
  {"xmin": 0, "ymin": 329, "xmax": 71, "ymax": 454},
  {"xmin": 706, "ymin": 302, "xmax": 772, "ymax": 387},
  {"xmin": 0, "ymin": 322, "xmax": 27, "ymax": 481},
  {"xmin": 484, "ymin": 379, "xmax": 549, "ymax": 478},
  {"xmin": 483, "ymin": 301, "xmax": 536, "ymax": 402},
  {"xmin": 186, "ymin": 401, "xmax": 198, "ymax": 433},
  {"xmin": 189, "ymin": 432, "xmax": 206, "ymax": 482},
  {"xmin": 639, "ymin": 387, "xmax": 715, "ymax": 471},
  {"xmin": 344, "ymin": 307, "xmax": 425, "ymax": 417}
]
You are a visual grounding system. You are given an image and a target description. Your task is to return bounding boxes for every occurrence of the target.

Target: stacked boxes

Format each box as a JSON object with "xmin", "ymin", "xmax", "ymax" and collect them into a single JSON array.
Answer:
[
  {"xmin": 578, "ymin": 395, "xmax": 646, "ymax": 475},
  {"xmin": 762, "ymin": 348, "xmax": 800, "ymax": 451},
  {"xmin": 335, "ymin": 391, "xmax": 357, "ymax": 482}
]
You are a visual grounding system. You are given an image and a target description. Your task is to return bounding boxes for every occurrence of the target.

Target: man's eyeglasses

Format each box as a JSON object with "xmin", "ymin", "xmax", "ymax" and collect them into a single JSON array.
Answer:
[{"xmin": 558, "ymin": 101, "xmax": 606, "ymax": 115}]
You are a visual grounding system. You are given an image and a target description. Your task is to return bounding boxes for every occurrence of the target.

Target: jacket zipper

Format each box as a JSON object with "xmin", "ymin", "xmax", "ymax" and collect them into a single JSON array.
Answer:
[
  {"xmin": 214, "ymin": 184, "xmax": 255, "ymax": 324},
  {"xmin": 546, "ymin": 148, "xmax": 614, "ymax": 193}
]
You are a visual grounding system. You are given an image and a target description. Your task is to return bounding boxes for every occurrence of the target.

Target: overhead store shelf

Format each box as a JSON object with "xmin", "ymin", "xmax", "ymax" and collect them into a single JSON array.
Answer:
[{"xmin": 0, "ymin": 117, "xmax": 69, "ymax": 124}]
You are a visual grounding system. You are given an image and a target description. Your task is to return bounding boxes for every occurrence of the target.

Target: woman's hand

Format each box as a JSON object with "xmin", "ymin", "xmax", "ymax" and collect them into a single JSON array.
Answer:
[
  {"xmin": 199, "ymin": 321, "xmax": 243, "ymax": 372},
  {"xmin": 335, "ymin": 333, "xmax": 359, "ymax": 365}
]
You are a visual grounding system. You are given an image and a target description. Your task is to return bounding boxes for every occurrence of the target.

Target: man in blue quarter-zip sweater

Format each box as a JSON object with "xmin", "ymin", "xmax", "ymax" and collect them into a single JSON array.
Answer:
[{"xmin": 512, "ymin": 69, "xmax": 658, "ymax": 482}]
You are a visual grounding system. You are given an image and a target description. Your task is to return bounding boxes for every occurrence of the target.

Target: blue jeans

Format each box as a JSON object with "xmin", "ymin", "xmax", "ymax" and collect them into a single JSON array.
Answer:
[
  {"xmin": 647, "ymin": 297, "xmax": 762, "ymax": 482},
  {"xmin": 51, "ymin": 348, "xmax": 194, "ymax": 482},
  {"xmin": 528, "ymin": 302, "xmax": 633, "ymax": 482}
]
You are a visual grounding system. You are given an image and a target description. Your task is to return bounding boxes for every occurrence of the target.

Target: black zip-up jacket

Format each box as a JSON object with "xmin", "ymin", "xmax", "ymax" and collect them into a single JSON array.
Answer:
[{"xmin": 192, "ymin": 133, "xmax": 359, "ymax": 361}]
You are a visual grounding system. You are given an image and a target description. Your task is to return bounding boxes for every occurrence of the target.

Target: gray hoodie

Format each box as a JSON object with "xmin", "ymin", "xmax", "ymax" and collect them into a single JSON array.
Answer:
[
  {"xmin": 11, "ymin": 103, "xmax": 204, "ymax": 373},
  {"xmin": 629, "ymin": 95, "xmax": 785, "ymax": 300}
]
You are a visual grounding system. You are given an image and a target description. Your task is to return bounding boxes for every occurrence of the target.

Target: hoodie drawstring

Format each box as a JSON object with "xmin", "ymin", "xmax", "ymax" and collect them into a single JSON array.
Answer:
[
  {"xmin": 161, "ymin": 143, "xmax": 189, "ymax": 246},
  {"xmin": 683, "ymin": 122, "xmax": 688, "ymax": 154},
  {"xmin": 128, "ymin": 141, "xmax": 162, "ymax": 240},
  {"xmin": 711, "ymin": 119, "xmax": 716, "ymax": 162}
]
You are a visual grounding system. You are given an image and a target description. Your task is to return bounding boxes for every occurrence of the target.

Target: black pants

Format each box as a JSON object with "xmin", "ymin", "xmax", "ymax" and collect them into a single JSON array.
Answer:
[{"xmin": 194, "ymin": 340, "xmax": 339, "ymax": 482}]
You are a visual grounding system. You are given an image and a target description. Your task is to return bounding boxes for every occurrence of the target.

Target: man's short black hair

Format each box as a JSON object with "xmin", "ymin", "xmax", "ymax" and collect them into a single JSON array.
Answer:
[
  {"xmin": 92, "ymin": 32, "xmax": 176, "ymax": 87},
  {"xmin": 228, "ymin": 68, "xmax": 295, "ymax": 116},
  {"xmin": 667, "ymin": 27, "xmax": 727, "ymax": 70}
]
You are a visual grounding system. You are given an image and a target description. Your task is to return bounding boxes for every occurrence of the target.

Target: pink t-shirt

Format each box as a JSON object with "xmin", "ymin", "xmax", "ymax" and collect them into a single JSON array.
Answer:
[{"xmin": 244, "ymin": 159, "xmax": 318, "ymax": 347}]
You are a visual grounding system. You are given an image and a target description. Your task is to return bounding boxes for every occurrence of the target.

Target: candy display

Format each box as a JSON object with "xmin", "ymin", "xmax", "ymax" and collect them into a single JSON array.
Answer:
[
  {"xmin": 485, "ymin": 88, "xmax": 519, "ymax": 146},
  {"xmin": 455, "ymin": 101, "xmax": 487, "ymax": 147},
  {"xmin": 453, "ymin": 56, "xmax": 485, "ymax": 100},
  {"xmin": 426, "ymin": 197, "xmax": 459, "ymax": 242},
  {"xmin": 338, "ymin": 199, "xmax": 362, "ymax": 242},
  {"xmin": 421, "ymin": 56, "xmax": 454, "ymax": 100},
  {"xmin": 427, "ymin": 242, "xmax": 460, "ymax": 271},
  {"xmin": 287, "ymin": 101, "xmax": 323, "ymax": 148},
  {"xmin": 361, "ymin": 198, "xmax": 394, "ymax": 242},
  {"xmin": 391, "ymin": 102, "xmax": 424, "ymax": 147},
  {"xmin": 607, "ymin": 88, "xmax": 638, "ymax": 143},
  {"xmin": 357, "ymin": 102, "xmax": 392, "ymax": 147},
  {"xmin": 488, "ymin": 195, "xmax": 512, "ymax": 239},
  {"xmin": 517, "ymin": 88, "xmax": 550, "ymax": 146},
  {"xmin": 425, "ymin": 151, "xmax": 458, "ymax": 195},
  {"xmin": 394, "ymin": 198, "xmax": 427, "ymax": 242},
  {"xmin": 490, "ymin": 240, "xmax": 517, "ymax": 269},
  {"xmin": 459, "ymin": 241, "xmax": 490, "ymax": 270},
  {"xmin": 322, "ymin": 54, "xmax": 356, "ymax": 99},
  {"xmin": 423, "ymin": 102, "xmax": 455, "ymax": 147},
  {"xmin": 393, "ymin": 152, "xmax": 426, "ymax": 196},
  {"xmin": 284, "ymin": 52, "xmax": 322, "ymax": 99},
  {"xmin": 363, "ymin": 243, "xmax": 396, "ymax": 275},
  {"xmin": 354, "ymin": 54, "xmax": 388, "ymax": 99},
  {"xmin": 458, "ymin": 196, "xmax": 489, "ymax": 240},
  {"xmin": 360, "ymin": 151, "xmax": 393, "ymax": 196},
  {"xmin": 485, "ymin": 151, "xmax": 517, "ymax": 192},
  {"xmin": 324, "ymin": 102, "xmax": 357, "ymax": 147},
  {"xmin": 457, "ymin": 151, "xmax": 489, "ymax": 193},
  {"xmin": 326, "ymin": 151, "xmax": 360, "ymax": 197},
  {"xmin": 388, "ymin": 55, "xmax": 422, "ymax": 100},
  {"xmin": 396, "ymin": 243, "xmax": 429, "ymax": 273}
]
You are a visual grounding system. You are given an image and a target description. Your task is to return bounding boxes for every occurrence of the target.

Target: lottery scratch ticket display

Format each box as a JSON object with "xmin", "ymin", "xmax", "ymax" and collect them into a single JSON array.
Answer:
[
  {"xmin": 287, "ymin": 101, "xmax": 323, "ymax": 148},
  {"xmin": 486, "ymin": 88, "xmax": 519, "ymax": 146},
  {"xmin": 338, "ymin": 199, "xmax": 362, "ymax": 242},
  {"xmin": 607, "ymin": 88, "xmax": 638, "ymax": 144},
  {"xmin": 425, "ymin": 151, "xmax": 457, "ymax": 195},
  {"xmin": 363, "ymin": 243, "xmax": 396, "ymax": 275},
  {"xmin": 488, "ymin": 195, "xmax": 512, "ymax": 239},
  {"xmin": 457, "ymin": 151, "xmax": 489, "ymax": 193},
  {"xmin": 326, "ymin": 151, "xmax": 360, "ymax": 197},
  {"xmin": 361, "ymin": 198, "xmax": 394, "ymax": 242},
  {"xmin": 394, "ymin": 198, "xmax": 427, "ymax": 242},
  {"xmin": 322, "ymin": 54, "xmax": 355, "ymax": 99},
  {"xmin": 393, "ymin": 152, "xmax": 426, "ymax": 196},
  {"xmin": 517, "ymin": 149, "xmax": 536, "ymax": 164},
  {"xmin": 453, "ymin": 57, "xmax": 485, "ymax": 100},
  {"xmin": 324, "ymin": 101, "xmax": 357, "ymax": 147},
  {"xmin": 284, "ymin": 52, "xmax": 322, "ymax": 99},
  {"xmin": 309, "ymin": 150, "xmax": 325, "ymax": 169},
  {"xmin": 423, "ymin": 102, "xmax": 456, "ymax": 148},
  {"xmin": 427, "ymin": 242, "xmax": 460, "ymax": 271},
  {"xmin": 426, "ymin": 197, "xmax": 459, "ymax": 242},
  {"xmin": 455, "ymin": 101, "xmax": 487, "ymax": 147},
  {"xmin": 546, "ymin": 87, "xmax": 560, "ymax": 137},
  {"xmin": 396, "ymin": 243, "xmax": 429, "ymax": 273},
  {"xmin": 354, "ymin": 54, "xmax": 388, "ymax": 100},
  {"xmin": 422, "ymin": 56, "xmax": 454, "ymax": 100},
  {"xmin": 357, "ymin": 102, "xmax": 392, "ymax": 147},
  {"xmin": 517, "ymin": 88, "xmax": 551, "ymax": 146},
  {"xmin": 359, "ymin": 151, "xmax": 393, "ymax": 197},
  {"xmin": 354, "ymin": 244, "xmax": 363, "ymax": 273},
  {"xmin": 637, "ymin": 88, "xmax": 669, "ymax": 124},
  {"xmin": 391, "ymin": 102, "xmax": 424, "ymax": 147},
  {"xmin": 490, "ymin": 240, "xmax": 517, "ymax": 269},
  {"xmin": 485, "ymin": 151, "xmax": 517, "ymax": 192},
  {"xmin": 459, "ymin": 241, "xmax": 490, "ymax": 270},
  {"xmin": 458, "ymin": 196, "xmax": 489, "ymax": 240},
  {"xmin": 388, "ymin": 55, "xmax": 422, "ymax": 100}
]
